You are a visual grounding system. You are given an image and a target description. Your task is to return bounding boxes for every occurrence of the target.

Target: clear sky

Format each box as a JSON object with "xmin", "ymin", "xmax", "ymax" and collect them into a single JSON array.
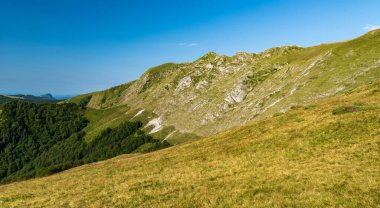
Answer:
[{"xmin": 0, "ymin": 0, "xmax": 379, "ymax": 95}]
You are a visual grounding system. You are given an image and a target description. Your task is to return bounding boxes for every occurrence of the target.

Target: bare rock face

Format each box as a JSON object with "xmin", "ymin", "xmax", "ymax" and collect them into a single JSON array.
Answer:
[
  {"xmin": 176, "ymin": 76, "xmax": 192, "ymax": 91},
  {"xmin": 196, "ymin": 80, "xmax": 208, "ymax": 90},
  {"xmin": 225, "ymin": 84, "xmax": 247, "ymax": 104},
  {"xmin": 206, "ymin": 63, "xmax": 213, "ymax": 69},
  {"xmin": 144, "ymin": 117, "xmax": 162, "ymax": 134}
]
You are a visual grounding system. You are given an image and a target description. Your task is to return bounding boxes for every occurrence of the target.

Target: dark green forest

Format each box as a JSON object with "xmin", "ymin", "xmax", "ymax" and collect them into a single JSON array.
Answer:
[{"xmin": 0, "ymin": 101, "xmax": 169, "ymax": 184}]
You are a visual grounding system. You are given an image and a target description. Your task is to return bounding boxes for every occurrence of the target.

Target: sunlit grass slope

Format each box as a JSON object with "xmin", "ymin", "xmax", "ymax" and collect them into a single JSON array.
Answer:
[{"xmin": 0, "ymin": 81, "xmax": 379, "ymax": 207}]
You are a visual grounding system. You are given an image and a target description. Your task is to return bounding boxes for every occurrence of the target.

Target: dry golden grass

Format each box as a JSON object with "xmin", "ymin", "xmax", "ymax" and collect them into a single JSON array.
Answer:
[{"xmin": 0, "ymin": 82, "xmax": 379, "ymax": 208}]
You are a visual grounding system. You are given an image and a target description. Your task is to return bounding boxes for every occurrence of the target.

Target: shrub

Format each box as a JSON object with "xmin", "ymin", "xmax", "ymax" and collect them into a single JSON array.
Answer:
[
  {"xmin": 332, "ymin": 106, "xmax": 360, "ymax": 115},
  {"xmin": 273, "ymin": 112, "xmax": 283, "ymax": 117},
  {"xmin": 304, "ymin": 103, "xmax": 318, "ymax": 110}
]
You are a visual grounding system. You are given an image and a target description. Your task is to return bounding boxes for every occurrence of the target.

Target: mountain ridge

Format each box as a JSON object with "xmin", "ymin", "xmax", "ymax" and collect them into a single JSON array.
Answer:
[{"xmin": 68, "ymin": 30, "xmax": 380, "ymax": 144}]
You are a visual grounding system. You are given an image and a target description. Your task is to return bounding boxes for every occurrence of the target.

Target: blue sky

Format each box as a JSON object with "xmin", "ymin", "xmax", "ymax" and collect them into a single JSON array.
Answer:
[{"xmin": 0, "ymin": 0, "xmax": 379, "ymax": 95}]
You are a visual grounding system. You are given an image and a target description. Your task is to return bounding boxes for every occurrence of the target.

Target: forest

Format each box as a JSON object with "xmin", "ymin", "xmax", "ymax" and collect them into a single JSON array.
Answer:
[{"xmin": 0, "ymin": 101, "xmax": 169, "ymax": 184}]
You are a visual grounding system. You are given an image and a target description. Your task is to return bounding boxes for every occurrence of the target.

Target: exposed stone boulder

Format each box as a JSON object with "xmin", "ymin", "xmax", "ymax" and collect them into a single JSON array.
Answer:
[
  {"xmin": 176, "ymin": 76, "xmax": 192, "ymax": 91},
  {"xmin": 225, "ymin": 84, "xmax": 247, "ymax": 104}
]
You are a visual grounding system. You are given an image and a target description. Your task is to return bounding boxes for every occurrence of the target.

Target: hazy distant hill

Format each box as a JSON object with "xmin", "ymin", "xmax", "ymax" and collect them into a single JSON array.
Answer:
[
  {"xmin": 0, "ymin": 93, "xmax": 57, "ymax": 104},
  {"xmin": 69, "ymin": 29, "xmax": 380, "ymax": 144}
]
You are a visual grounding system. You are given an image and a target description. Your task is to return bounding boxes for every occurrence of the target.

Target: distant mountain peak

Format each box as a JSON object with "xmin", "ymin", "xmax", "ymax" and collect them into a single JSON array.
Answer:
[
  {"xmin": 197, "ymin": 52, "xmax": 220, "ymax": 61},
  {"xmin": 40, "ymin": 93, "xmax": 55, "ymax": 100}
]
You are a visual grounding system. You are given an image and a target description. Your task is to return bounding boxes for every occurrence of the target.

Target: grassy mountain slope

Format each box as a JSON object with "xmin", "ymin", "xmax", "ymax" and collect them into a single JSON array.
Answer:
[
  {"xmin": 67, "ymin": 81, "xmax": 200, "ymax": 143},
  {"xmin": 68, "ymin": 30, "xmax": 380, "ymax": 144},
  {"xmin": 1, "ymin": 80, "xmax": 379, "ymax": 207},
  {"xmin": 0, "ymin": 95, "xmax": 12, "ymax": 104}
]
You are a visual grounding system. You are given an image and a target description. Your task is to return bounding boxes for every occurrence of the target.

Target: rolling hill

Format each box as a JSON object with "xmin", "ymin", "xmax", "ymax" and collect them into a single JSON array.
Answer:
[
  {"xmin": 0, "ymin": 78, "xmax": 379, "ymax": 207},
  {"xmin": 0, "ymin": 93, "xmax": 57, "ymax": 104},
  {"xmin": 68, "ymin": 29, "xmax": 380, "ymax": 144}
]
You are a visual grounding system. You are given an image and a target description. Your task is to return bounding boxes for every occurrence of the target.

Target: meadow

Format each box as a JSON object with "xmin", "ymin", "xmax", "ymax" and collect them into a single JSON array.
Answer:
[{"xmin": 0, "ymin": 81, "xmax": 379, "ymax": 207}]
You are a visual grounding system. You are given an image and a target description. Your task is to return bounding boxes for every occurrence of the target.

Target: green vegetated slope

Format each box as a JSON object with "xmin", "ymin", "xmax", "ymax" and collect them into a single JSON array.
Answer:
[
  {"xmin": 0, "ymin": 102, "xmax": 169, "ymax": 184},
  {"xmin": 66, "ymin": 81, "xmax": 201, "ymax": 144},
  {"xmin": 1, "ymin": 80, "xmax": 379, "ymax": 207},
  {"xmin": 0, "ymin": 95, "xmax": 13, "ymax": 104},
  {"xmin": 0, "ymin": 102, "xmax": 88, "ymax": 183},
  {"xmin": 67, "ymin": 29, "xmax": 380, "ymax": 144}
]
